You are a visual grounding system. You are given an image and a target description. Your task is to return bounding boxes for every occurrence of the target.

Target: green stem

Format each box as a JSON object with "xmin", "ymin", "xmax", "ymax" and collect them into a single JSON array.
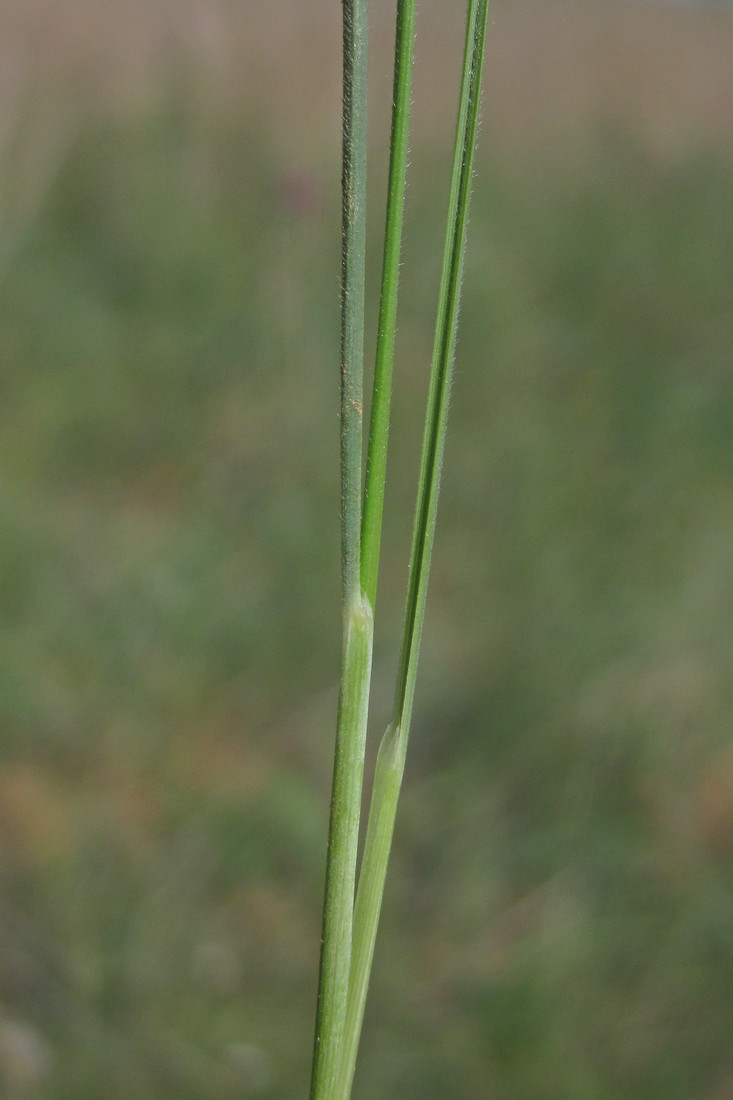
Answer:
[
  {"xmin": 340, "ymin": 0, "xmax": 368, "ymax": 609},
  {"xmin": 394, "ymin": 0, "xmax": 489, "ymax": 734},
  {"xmin": 361, "ymin": 0, "xmax": 418, "ymax": 610},
  {"xmin": 310, "ymin": 1, "xmax": 370, "ymax": 1097},
  {"xmin": 310, "ymin": 597, "xmax": 373, "ymax": 1100},
  {"xmin": 333, "ymin": 722, "xmax": 405, "ymax": 1098},
  {"xmin": 338, "ymin": 3, "xmax": 491, "ymax": 1090}
]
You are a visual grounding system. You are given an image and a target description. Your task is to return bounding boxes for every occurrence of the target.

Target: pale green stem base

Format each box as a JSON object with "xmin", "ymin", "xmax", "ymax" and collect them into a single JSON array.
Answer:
[
  {"xmin": 310, "ymin": 596, "xmax": 373, "ymax": 1099},
  {"xmin": 334, "ymin": 722, "xmax": 406, "ymax": 1098}
]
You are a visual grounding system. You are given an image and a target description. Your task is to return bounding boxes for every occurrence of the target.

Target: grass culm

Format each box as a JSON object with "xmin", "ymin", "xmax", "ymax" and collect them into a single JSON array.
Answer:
[{"xmin": 310, "ymin": 2, "xmax": 490, "ymax": 1097}]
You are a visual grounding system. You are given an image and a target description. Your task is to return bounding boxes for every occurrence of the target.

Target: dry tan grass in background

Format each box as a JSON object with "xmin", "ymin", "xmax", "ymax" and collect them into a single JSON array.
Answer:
[{"xmin": 1, "ymin": 0, "xmax": 732, "ymax": 161}]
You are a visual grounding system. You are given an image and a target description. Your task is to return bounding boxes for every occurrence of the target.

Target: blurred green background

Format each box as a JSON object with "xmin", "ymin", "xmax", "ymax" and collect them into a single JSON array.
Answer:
[{"xmin": 1, "ymin": 1, "xmax": 733, "ymax": 1096}]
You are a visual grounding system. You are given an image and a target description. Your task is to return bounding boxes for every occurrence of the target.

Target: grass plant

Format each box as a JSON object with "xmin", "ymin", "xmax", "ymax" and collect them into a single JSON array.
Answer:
[
  {"xmin": 3, "ymin": 7, "xmax": 733, "ymax": 1099},
  {"xmin": 310, "ymin": 2, "xmax": 490, "ymax": 1096}
]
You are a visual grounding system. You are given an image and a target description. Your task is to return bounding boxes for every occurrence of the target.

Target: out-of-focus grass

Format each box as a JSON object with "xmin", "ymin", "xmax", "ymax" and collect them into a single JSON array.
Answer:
[
  {"xmin": 1, "ymin": 56, "xmax": 733, "ymax": 1100},
  {"xmin": 0, "ymin": 115, "xmax": 341, "ymax": 1099}
]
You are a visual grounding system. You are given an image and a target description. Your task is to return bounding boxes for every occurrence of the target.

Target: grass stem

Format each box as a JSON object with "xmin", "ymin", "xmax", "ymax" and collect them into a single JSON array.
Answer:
[
  {"xmin": 310, "ymin": 1, "xmax": 370, "ymax": 1096},
  {"xmin": 339, "ymin": 0, "xmax": 368, "ymax": 610},
  {"xmin": 361, "ymin": 0, "xmax": 418, "ymax": 610},
  {"xmin": 394, "ymin": 0, "xmax": 489, "ymax": 735},
  {"xmin": 312, "ymin": 1, "xmax": 489, "ymax": 1094},
  {"xmin": 338, "ymin": 2, "xmax": 490, "ymax": 1087},
  {"xmin": 310, "ymin": 596, "xmax": 373, "ymax": 1100}
]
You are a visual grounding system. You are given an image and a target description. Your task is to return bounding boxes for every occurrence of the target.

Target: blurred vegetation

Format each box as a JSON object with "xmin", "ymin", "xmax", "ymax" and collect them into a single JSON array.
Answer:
[{"xmin": 1, "ymin": 45, "xmax": 733, "ymax": 1100}]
